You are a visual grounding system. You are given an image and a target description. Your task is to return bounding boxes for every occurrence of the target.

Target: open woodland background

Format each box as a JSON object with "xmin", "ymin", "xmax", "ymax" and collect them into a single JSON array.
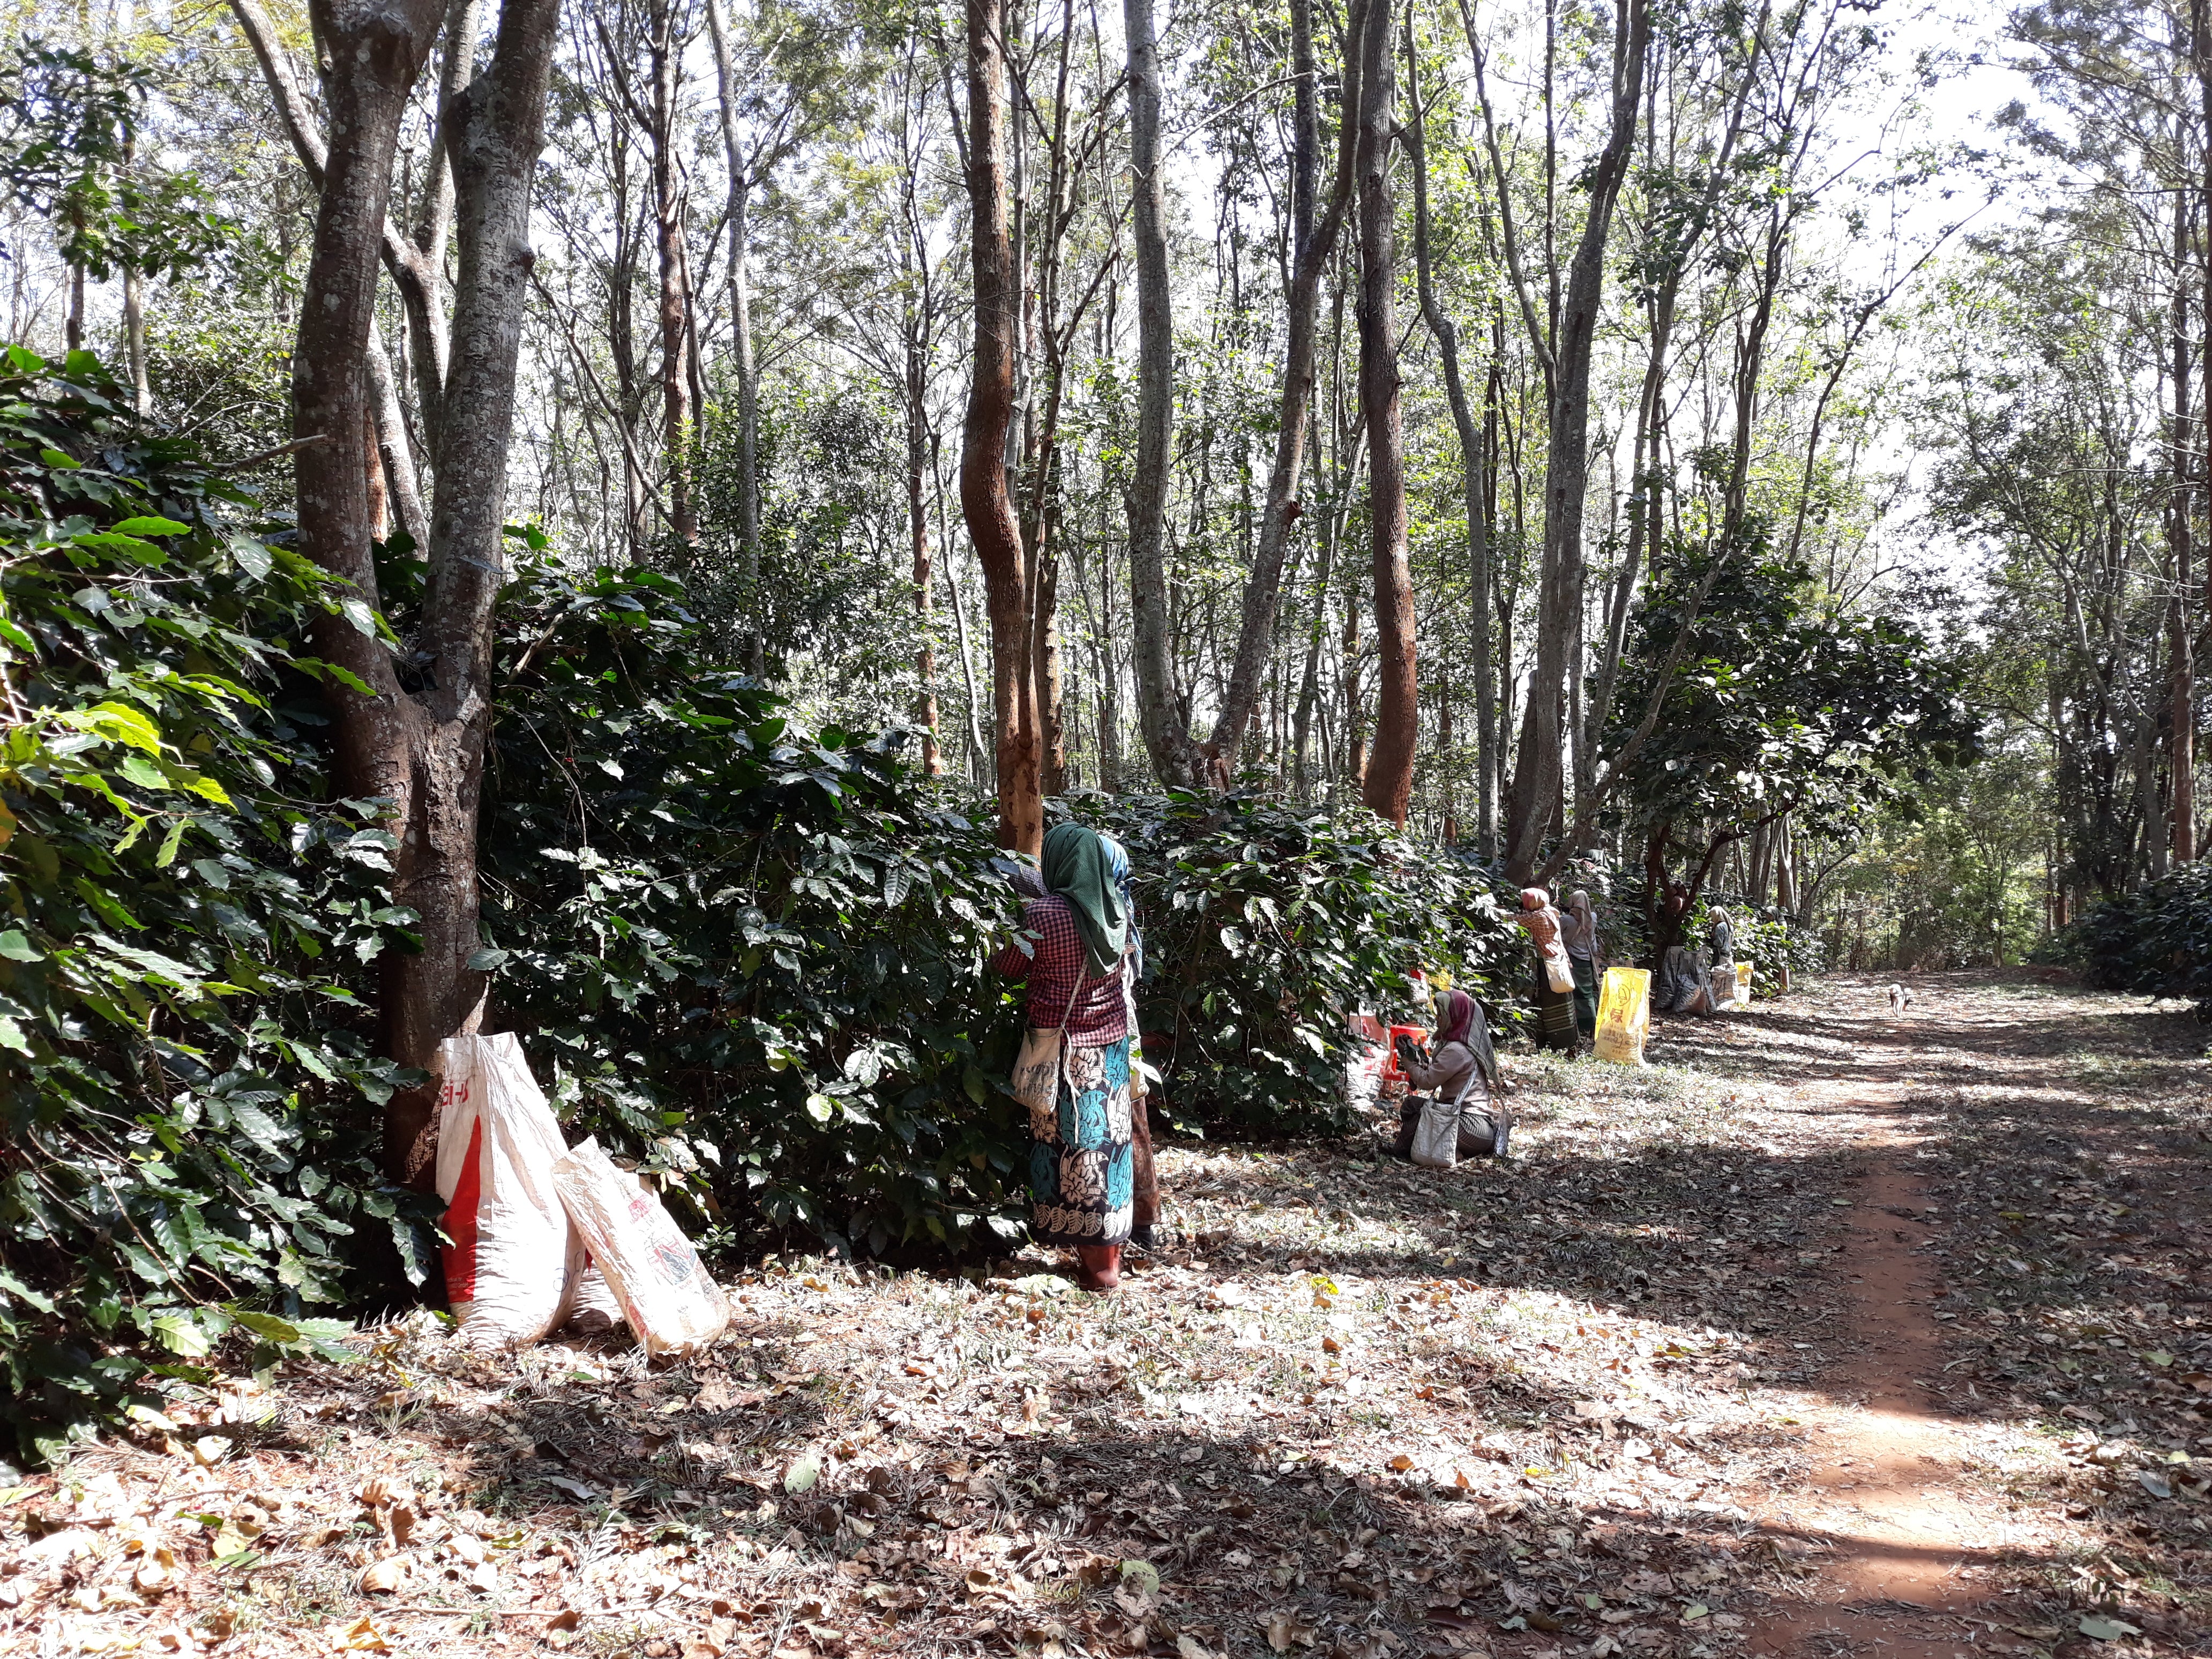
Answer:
[{"xmin": 0, "ymin": 0, "xmax": 2209, "ymax": 1459}]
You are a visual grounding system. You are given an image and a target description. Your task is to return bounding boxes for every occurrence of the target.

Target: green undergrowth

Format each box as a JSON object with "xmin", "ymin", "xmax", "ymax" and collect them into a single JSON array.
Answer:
[{"xmin": 0, "ymin": 349, "xmax": 428, "ymax": 1461}]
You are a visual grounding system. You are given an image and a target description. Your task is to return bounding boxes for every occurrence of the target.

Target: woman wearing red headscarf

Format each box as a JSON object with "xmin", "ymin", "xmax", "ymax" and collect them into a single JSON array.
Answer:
[{"xmin": 1388, "ymin": 988, "xmax": 1512, "ymax": 1160}]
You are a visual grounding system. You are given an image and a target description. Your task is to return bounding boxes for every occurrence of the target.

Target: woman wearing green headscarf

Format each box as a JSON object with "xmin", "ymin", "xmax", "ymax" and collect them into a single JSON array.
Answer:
[{"xmin": 991, "ymin": 823, "xmax": 1136, "ymax": 1290}]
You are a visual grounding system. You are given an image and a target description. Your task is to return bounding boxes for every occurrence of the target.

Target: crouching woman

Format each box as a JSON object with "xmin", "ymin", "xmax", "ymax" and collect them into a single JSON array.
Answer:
[
  {"xmin": 991, "ymin": 823, "xmax": 1136, "ymax": 1291},
  {"xmin": 1391, "ymin": 988, "xmax": 1513, "ymax": 1160}
]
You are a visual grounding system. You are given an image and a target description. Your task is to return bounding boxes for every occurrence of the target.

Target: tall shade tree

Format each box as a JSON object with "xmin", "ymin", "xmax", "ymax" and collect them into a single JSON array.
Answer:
[
  {"xmin": 1482, "ymin": 0, "xmax": 1651, "ymax": 878},
  {"xmin": 288, "ymin": 0, "xmax": 563, "ymax": 1182},
  {"xmin": 1203, "ymin": 0, "xmax": 1365, "ymax": 779},
  {"xmin": 1123, "ymin": 0, "xmax": 1205, "ymax": 789},
  {"xmin": 962, "ymin": 0, "xmax": 1042, "ymax": 852},
  {"xmin": 1355, "ymin": 0, "xmax": 1415, "ymax": 826}
]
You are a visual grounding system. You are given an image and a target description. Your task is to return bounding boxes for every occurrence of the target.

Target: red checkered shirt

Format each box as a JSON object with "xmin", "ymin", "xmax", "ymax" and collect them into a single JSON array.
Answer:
[{"xmin": 990, "ymin": 895, "xmax": 1130, "ymax": 1046}]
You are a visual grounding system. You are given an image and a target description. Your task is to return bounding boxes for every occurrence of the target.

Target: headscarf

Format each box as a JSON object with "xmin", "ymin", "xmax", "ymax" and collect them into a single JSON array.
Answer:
[
  {"xmin": 1101, "ymin": 832, "xmax": 1142, "ymax": 981},
  {"xmin": 1434, "ymin": 987, "xmax": 1475, "ymax": 1047},
  {"xmin": 1006, "ymin": 860, "xmax": 1048, "ymax": 901},
  {"xmin": 1563, "ymin": 890, "xmax": 1597, "ymax": 956},
  {"xmin": 1516, "ymin": 886, "xmax": 1562, "ymax": 951},
  {"xmin": 1433, "ymin": 985, "xmax": 1499, "ymax": 1087},
  {"xmin": 1041, "ymin": 822, "xmax": 1128, "ymax": 978}
]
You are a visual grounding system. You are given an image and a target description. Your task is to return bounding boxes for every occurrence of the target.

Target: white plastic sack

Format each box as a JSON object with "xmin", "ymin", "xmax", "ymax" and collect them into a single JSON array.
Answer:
[
  {"xmin": 552, "ymin": 1138, "xmax": 730, "ymax": 1357},
  {"xmin": 434, "ymin": 1033, "xmax": 584, "ymax": 1347},
  {"xmin": 1343, "ymin": 1039, "xmax": 1386, "ymax": 1110}
]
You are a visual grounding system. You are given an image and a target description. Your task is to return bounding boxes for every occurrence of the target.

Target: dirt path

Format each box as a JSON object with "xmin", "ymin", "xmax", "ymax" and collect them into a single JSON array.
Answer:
[
  {"xmin": 1741, "ymin": 1075, "xmax": 1996, "ymax": 1657},
  {"xmin": 1673, "ymin": 977, "xmax": 2210, "ymax": 1659}
]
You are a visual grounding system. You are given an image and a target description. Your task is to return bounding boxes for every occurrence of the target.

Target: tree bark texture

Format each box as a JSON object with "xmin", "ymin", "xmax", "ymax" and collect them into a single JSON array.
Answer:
[
  {"xmin": 293, "ymin": 0, "xmax": 446, "ymax": 1182},
  {"xmin": 1503, "ymin": 0, "xmax": 1650, "ymax": 878},
  {"xmin": 1354, "ymin": 0, "xmax": 1415, "ymax": 827},
  {"xmin": 1123, "ymin": 0, "xmax": 1206, "ymax": 789},
  {"xmin": 963, "ymin": 0, "xmax": 1043, "ymax": 854},
  {"xmin": 295, "ymin": 0, "xmax": 559, "ymax": 1186},
  {"xmin": 229, "ymin": 0, "xmax": 455, "ymax": 456},
  {"xmin": 648, "ymin": 0, "xmax": 697, "ymax": 547}
]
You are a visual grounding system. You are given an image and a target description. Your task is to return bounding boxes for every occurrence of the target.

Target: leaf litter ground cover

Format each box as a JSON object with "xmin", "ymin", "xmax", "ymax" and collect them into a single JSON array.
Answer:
[{"xmin": 2, "ymin": 972, "xmax": 2206, "ymax": 1659}]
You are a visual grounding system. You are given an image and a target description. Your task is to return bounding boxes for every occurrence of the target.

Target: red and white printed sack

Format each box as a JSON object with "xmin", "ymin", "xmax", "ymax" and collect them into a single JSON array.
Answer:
[{"xmin": 434, "ymin": 1033, "xmax": 584, "ymax": 1346}]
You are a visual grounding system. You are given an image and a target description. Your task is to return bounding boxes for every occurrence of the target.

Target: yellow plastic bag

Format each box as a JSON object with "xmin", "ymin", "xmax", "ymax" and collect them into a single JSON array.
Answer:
[
  {"xmin": 1735, "ymin": 961, "xmax": 1754, "ymax": 1008},
  {"xmin": 1594, "ymin": 967, "xmax": 1651, "ymax": 1066}
]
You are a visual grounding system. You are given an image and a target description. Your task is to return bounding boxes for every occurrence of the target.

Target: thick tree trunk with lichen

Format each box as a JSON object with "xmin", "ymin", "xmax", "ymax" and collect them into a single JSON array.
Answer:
[{"xmin": 295, "ymin": 0, "xmax": 560, "ymax": 1185}]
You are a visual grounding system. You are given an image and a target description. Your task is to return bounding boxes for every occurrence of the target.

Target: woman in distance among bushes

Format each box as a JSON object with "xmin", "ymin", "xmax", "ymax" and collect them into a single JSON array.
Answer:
[
  {"xmin": 1518, "ymin": 887, "xmax": 1580, "ymax": 1053},
  {"xmin": 992, "ymin": 824, "xmax": 1137, "ymax": 1291},
  {"xmin": 1561, "ymin": 890, "xmax": 1605, "ymax": 1038}
]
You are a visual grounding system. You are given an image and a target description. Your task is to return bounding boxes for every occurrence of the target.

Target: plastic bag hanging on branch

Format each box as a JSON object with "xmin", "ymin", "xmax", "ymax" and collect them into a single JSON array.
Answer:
[
  {"xmin": 552, "ymin": 1138, "xmax": 730, "ymax": 1357},
  {"xmin": 1593, "ymin": 968, "xmax": 1651, "ymax": 1067},
  {"xmin": 434, "ymin": 1034, "xmax": 585, "ymax": 1347}
]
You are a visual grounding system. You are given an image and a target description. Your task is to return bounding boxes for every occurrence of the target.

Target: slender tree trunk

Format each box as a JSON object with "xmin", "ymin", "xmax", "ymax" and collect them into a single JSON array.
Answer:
[
  {"xmin": 1406, "ymin": 9, "xmax": 1489, "ymax": 847},
  {"xmin": 907, "ymin": 326, "xmax": 942, "ymax": 775},
  {"xmin": 963, "ymin": 0, "xmax": 1043, "ymax": 854},
  {"xmin": 1205, "ymin": 0, "xmax": 1365, "ymax": 766},
  {"xmin": 1035, "ymin": 543, "xmax": 1068, "ymax": 794},
  {"xmin": 2203, "ymin": 0, "xmax": 2212, "ymax": 649},
  {"xmin": 1342, "ymin": 585, "xmax": 1365, "ymax": 794},
  {"xmin": 366, "ymin": 332, "xmax": 430, "ymax": 550},
  {"xmin": 647, "ymin": 0, "xmax": 696, "ymax": 548},
  {"xmin": 230, "ymin": 0, "xmax": 455, "ymax": 451},
  {"xmin": 933, "ymin": 429, "xmax": 989, "ymax": 782},
  {"xmin": 2174, "ymin": 180, "xmax": 2198, "ymax": 863},
  {"xmin": 1587, "ymin": 302, "xmax": 1668, "ymax": 765},
  {"xmin": 705, "ymin": 0, "xmax": 764, "ymax": 672},
  {"xmin": 405, "ymin": 0, "xmax": 480, "ymax": 451},
  {"xmin": 1503, "ymin": 0, "xmax": 1650, "ymax": 879},
  {"xmin": 122, "ymin": 266, "xmax": 150, "ymax": 415},
  {"xmin": 1354, "ymin": 0, "xmax": 1414, "ymax": 826},
  {"xmin": 1292, "ymin": 510, "xmax": 1333, "ymax": 799},
  {"xmin": 121, "ymin": 136, "xmax": 151, "ymax": 412},
  {"xmin": 1123, "ymin": 0, "xmax": 1205, "ymax": 788},
  {"xmin": 293, "ymin": 0, "xmax": 446, "ymax": 1178}
]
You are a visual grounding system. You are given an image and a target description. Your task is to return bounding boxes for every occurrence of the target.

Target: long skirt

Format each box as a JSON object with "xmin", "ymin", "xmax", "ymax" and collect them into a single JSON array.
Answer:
[
  {"xmin": 1534, "ymin": 965, "xmax": 1579, "ymax": 1053},
  {"xmin": 1571, "ymin": 954, "xmax": 1600, "ymax": 1037},
  {"xmin": 1028, "ymin": 1036, "xmax": 1135, "ymax": 1247}
]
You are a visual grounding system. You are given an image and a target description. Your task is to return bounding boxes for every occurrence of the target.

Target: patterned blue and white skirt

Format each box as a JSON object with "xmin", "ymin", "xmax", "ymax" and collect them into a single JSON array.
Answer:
[{"xmin": 1027, "ymin": 1036, "xmax": 1134, "ymax": 1247}]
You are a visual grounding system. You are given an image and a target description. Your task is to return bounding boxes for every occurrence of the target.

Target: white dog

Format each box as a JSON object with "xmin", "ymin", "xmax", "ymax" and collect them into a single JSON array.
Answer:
[{"xmin": 1887, "ymin": 983, "xmax": 1912, "ymax": 1015}]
